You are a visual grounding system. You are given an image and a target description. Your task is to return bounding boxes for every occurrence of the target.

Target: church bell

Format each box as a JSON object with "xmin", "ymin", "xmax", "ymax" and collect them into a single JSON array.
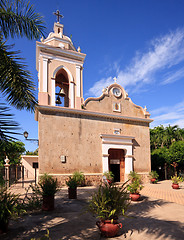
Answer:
[
  {"xmin": 55, "ymin": 87, "xmax": 65, "ymax": 105},
  {"xmin": 57, "ymin": 88, "xmax": 65, "ymax": 97},
  {"xmin": 56, "ymin": 95, "xmax": 61, "ymax": 105}
]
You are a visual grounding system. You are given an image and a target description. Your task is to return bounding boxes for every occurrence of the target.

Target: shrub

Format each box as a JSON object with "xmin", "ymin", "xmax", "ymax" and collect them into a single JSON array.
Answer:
[
  {"xmin": 72, "ymin": 171, "xmax": 85, "ymax": 186},
  {"xmin": 66, "ymin": 176, "xmax": 78, "ymax": 189},
  {"xmin": 66, "ymin": 171, "xmax": 85, "ymax": 188},
  {"xmin": 38, "ymin": 174, "xmax": 59, "ymax": 196},
  {"xmin": 103, "ymin": 171, "xmax": 114, "ymax": 181},
  {"xmin": 127, "ymin": 171, "xmax": 143, "ymax": 194},
  {"xmin": 171, "ymin": 175, "xmax": 183, "ymax": 184},
  {"xmin": 0, "ymin": 187, "xmax": 23, "ymax": 232},
  {"xmin": 87, "ymin": 182, "xmax": 130, "ymax": 221},
  {"xmin": 149, "ymin": 171, "xmax": 159, "ymax": 180},
  {"xmin": 127, "ymin": 179, "xmax": 143, "ymax": 194},
  {"xmin": 128, "ymin": 171, "xmax": 140, "ymax": 182}
]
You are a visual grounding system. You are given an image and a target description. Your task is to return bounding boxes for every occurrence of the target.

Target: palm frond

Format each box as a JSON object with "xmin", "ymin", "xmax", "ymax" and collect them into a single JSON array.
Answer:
[
  {"xmin": 0, "ymin": 102, "xmax": 20, "ymax": 141},
  {"xmin": 0, "ymin": 40, "xmax": 37, "ymax": 111},
  {"xmin": 0, "ymin": 0, "xmax": 45, "ymax": 39}
]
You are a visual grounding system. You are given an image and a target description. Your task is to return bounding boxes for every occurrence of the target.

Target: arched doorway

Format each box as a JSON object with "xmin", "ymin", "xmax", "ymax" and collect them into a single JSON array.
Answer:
[
  {"xmin": 55, "ymin": 68, "xmax": 69, "ymax": 107},
  {"xmin": 108, "ymin": 149, "xmax": 125, "ymax": 182}
]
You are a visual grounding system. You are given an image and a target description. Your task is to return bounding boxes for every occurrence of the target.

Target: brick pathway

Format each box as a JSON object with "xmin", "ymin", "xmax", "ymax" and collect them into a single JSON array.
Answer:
[
  {"xmin": 9, "ymin": 178, "xmax": 184, "ymax": 205},
  {"xmin": 141, "ymin": 180, "xmax": 184, "ymax": 205}
]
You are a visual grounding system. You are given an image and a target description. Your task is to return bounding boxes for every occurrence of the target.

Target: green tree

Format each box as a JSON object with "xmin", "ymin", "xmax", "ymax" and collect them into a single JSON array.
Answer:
[
  {"xmin": 0, "ymin": 140, "xmax": 25, "ymax": 166},
  {"xmin": 151, "ymin": 147, "xmax": 169, "ymax": 170},
  {"xmin": 163, "ymin": 125, "xmax": 178, "ymax": 148},
  {"xmin": 150, "ymin": 125, "xmax": 165, "ymax": 150},
  {"xmin": 168, "ymin": 141, "xmax": 184, "ymax": 165},
  {"xmin": 150, "ymin": 125, "xmax": 184, "ymax": 177},
  {"xmin": 0, "ymin": 103, "xmax": 19, "ymax": 141},
  {"xmin": 0, "ymin": 0, "xmax": 45, "ymax": 140},
  {"xmin": 150, "ymin": 125, "xmax": 184, "ymax": 150},
  {"xmin": 26, "ymin": 148, "xmax": 38, "ymax": 155}
]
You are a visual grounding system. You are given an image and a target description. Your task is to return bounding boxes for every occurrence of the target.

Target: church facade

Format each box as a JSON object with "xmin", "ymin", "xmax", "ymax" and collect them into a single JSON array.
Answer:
[{"xmin": 35, "ymin": 21, "xmax": 153, "ymax": 185}]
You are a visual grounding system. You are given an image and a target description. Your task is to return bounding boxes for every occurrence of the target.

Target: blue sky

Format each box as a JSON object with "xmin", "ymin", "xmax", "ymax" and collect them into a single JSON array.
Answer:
[{"xmin": 3, "ymin": 0, "xmax": 184, "ymax": 151}]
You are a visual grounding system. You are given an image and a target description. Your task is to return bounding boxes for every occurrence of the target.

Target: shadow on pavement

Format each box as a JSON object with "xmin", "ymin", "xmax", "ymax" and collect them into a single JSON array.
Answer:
[
  {"xmin": 1, "ymin": 191, "xmax": 184, "ymax": 240},
  {"xmin": 119, "ymin": 198, "xmax": 184, "ymax": 240}
]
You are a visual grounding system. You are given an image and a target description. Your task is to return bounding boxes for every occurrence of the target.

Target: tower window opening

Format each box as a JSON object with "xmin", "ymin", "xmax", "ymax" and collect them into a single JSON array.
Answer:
[{"xmin": 55, "ymin": 69, "xmax": 69, "ymax": 107}]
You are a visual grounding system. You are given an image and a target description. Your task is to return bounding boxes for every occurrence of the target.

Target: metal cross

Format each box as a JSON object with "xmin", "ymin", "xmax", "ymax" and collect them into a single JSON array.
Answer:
[{"xmin": 53, "ymin": 10, "xmax": 63, "ymax": 23}]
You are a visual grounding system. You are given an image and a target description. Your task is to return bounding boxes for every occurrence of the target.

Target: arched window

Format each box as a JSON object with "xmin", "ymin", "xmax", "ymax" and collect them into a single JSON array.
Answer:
[{"xmin": 55, "ymin": 69, "xmax": 69, "ymax": 107}]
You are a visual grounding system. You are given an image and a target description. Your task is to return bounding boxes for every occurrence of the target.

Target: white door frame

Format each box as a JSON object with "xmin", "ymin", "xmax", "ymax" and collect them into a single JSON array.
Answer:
[{"xmin": 100, "ymin": 134, "xmax": 134, "ymax": 181}]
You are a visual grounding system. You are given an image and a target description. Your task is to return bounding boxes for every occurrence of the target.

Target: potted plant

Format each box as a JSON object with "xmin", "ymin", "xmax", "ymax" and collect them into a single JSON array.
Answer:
[
  {"xmin": 127, "ymin": 171, "xmax": 143, "ymax": 201},
  {"xmin": 72, "ymin": 171, "xmax": 85, "ymax": 186},
  {"xmin": 38, "ymin": 173, "xmax": 59, "ymax": 211},
  {"xmin": 66, "ymin": 171, "xmax": 85, "ymax": 199},
  {"xmin": 87, "ymin": 182, "xmax": 130, "ymax": 237},
  {"xmin": 149, "ymin": 171, "xmax": 159, "ymax": 183},
  {"xmin": 171, "ymin": 175, "xmax": 183, "ymax": 189},
  {"xmin": 0, "ymin": 187, "xmax": 21, "ymax": 233},
  {"xmin": 66, "ymin": 176, "xmax": 78, "ymax": 199},
  {"xmin": 103, "ymin": 171, "xmax": 114, "ymax": 184}
]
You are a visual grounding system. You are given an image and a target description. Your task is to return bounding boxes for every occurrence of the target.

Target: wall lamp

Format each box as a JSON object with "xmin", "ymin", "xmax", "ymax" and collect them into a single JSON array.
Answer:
[{"xmin": 23, "ymin": 131, "xmax": 39, "ymax": 143}]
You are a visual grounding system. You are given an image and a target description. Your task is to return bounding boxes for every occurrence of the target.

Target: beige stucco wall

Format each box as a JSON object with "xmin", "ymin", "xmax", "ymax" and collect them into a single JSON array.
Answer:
[
  {"xmin": 21, "ymin": 155, "xmax": 38, "ymax": 178},
  {"xmin": 84, "ymin": 84, "xmax": 146, "ymax": 119},
  {"xmin": 38, "ymin": 108, "xmax": 151, "ymax": 179}
]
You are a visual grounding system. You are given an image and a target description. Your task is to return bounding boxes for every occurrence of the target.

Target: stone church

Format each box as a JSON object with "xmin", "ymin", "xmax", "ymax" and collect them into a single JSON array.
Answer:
[{"xmin": 35, "ymin": 19, "xmax": 153, "ymax": 184}]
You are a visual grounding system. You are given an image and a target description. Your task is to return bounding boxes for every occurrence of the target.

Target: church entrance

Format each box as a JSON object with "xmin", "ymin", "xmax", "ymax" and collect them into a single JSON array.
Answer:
[{"xmin": 108, "ymin": 149, "xmax": 125, "ymax": 182}]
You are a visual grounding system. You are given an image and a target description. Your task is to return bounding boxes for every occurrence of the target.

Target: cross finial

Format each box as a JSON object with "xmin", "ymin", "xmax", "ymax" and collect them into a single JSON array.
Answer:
[
  {"xmin": 53, "ymin": 10, "xmax": 63, "ymax": 23},
  {"xmin": 113, "ymin": 77, "xmax": 117, "ymax": 83}
]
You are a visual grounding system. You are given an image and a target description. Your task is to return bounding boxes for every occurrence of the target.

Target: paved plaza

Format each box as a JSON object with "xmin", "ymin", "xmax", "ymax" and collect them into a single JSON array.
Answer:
[{"xmin": 1, "ymin": 180, "xmax": 184, "ymax": 240}]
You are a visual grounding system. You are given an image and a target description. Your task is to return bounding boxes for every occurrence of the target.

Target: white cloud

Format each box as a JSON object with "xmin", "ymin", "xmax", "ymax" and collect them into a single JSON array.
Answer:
[
  {"xmin": 150, "ymin": 100, "xmax": 184, "ymax": 128},
  {"xmin": 88, "ymin": 29, "xmax": 184, "ymax": 97},
  {"xmin": 162, "ymin": 67, "xmax": 184, "ymax": 85}
]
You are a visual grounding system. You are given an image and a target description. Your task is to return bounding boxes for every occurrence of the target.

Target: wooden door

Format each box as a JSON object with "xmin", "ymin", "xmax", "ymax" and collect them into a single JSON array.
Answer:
[{"xmin": 108, "ymin": 149, "xmax": 125, "ymax": 182}]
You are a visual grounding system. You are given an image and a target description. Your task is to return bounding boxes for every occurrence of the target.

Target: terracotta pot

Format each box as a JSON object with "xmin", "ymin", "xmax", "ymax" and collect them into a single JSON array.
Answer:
[
  {"xmin": 96, "ymin": 220, "xmax": 122, "ymax": 237},
  {"xmin": 151, "ymin": 178, "xmax": 156, "ymax": 183},
  {"xmin": 130, "ymin": 193, "xmax": 140, "ymax": 201},
  {"xmin": 0, "ymin": 220, "xmax": 9, "ymax": 234},
  {"xmin": 42, "ymin": 195, "xmax": 54, "ymax": 211},
  {"xmin": 68, "ymin": 187, "xmax": 77, "ymax": 199},
  {"xmin": 172, "ymin": 183, "xmax": 179, "ymax": 189}
]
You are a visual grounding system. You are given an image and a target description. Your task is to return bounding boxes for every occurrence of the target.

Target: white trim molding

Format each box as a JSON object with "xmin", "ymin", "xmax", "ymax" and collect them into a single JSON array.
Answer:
[
  {"xmin": 51, "ymin": 78, "xmax": 55, "ymax": 106},
  {"xmin": 100, "ymin": 134, "xmax": 134, "ymax": 181},
  {"xmin": 42, "ymin": 58, "xmax": 48, "ymax": 92},
  {"xmin": 76, "ymin": 65, "xmax": 81, "ymax": 97},
  {"xmin": 36, "ymin": 105, "xmax": 153, "ymax": 124}
]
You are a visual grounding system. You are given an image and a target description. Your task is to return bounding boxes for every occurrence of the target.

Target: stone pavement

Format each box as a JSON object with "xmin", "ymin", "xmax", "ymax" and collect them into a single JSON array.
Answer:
[
  {"xmin": 141, "ymin": 180, "xmax": 184, "ymax": 205},
  {"xmin": 1, "ymin": 180, "xmax": 184, "ymax": 240}
]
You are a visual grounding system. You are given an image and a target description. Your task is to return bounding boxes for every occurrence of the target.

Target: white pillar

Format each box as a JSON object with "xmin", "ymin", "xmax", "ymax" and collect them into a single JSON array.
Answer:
[
  {"xmin": 125, "ymin": 157, "xmax": 133, "ymax": 174},
  {"xmin": 102, "ymin": 154, "xmax": 109, "ymax": 173},
  {"xmin": 70, "ymin": 81, "xmax": 75, "ymax": 108},
  {"xmin": 38, "ymin": 59, "xmax": 40, "ymax": 91},
  {"xmin": 51, "ymin": 78, "xmax": 55, "ymax": 106},
  {"xmin": 76, "ymin": 65, "xmax": 81, "ymax": 97},
  {"xmin": 42, "ymin": 58, "xmax": 48, "ymax": 92}
]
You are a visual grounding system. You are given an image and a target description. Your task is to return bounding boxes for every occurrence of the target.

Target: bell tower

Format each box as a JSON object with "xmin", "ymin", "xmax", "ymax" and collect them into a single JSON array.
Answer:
[{"xmin": 36, "ymin": 12, "xmax": 86, "ymax": 109}]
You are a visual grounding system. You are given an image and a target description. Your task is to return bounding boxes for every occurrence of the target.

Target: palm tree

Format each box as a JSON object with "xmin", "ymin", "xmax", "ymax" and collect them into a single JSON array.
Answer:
[
  {"xmin": 0, "ymin": 103, "xmax": 19, "ymax": 141},
  {"xmin": 164, "ymin": 125, "xmax": 178, "ymax": 148},
  {"xmin": 0, "ymin": 0, "xmax": 45, "ymax": 140}
]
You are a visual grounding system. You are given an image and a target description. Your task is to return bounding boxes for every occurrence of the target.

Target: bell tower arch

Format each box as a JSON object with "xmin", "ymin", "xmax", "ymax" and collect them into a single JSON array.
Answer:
[{"xmin": 36, "ymin": 20, "xmax": 86, "ymax": 109}]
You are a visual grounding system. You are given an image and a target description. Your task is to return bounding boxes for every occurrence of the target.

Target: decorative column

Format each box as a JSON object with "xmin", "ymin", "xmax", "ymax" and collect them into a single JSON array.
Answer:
[
  {"xmin": 4, "ymin": 156, "xmax": 10, "ymax": 187},
  {"xmin": 70, "ymin": 81, "xmax": 75, "ymax": 108},
  {"xmin": 42, "ymin": 57, "xmax": 48, "ymax": 92},
  {"xmin": 38, "ymin": 57, "xmax": 49, "ymax": 105},
  {"xmin": 38, "ymin": 59, "xmax": 41, "ymax": 91},
  {"xmin": 76, "ymin": 65, "xmax": 81, "ymax": 97},
  {"xmin": 125, "ymin": 155, "xmax": 133, "ymax": 180},
  {"xmin": 51, "ymin": 78, "xmax": 55, "ymax": 106},
  {"xmin": 102, "ymin": 154, "xmax": 109, "ymax": 173}
]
